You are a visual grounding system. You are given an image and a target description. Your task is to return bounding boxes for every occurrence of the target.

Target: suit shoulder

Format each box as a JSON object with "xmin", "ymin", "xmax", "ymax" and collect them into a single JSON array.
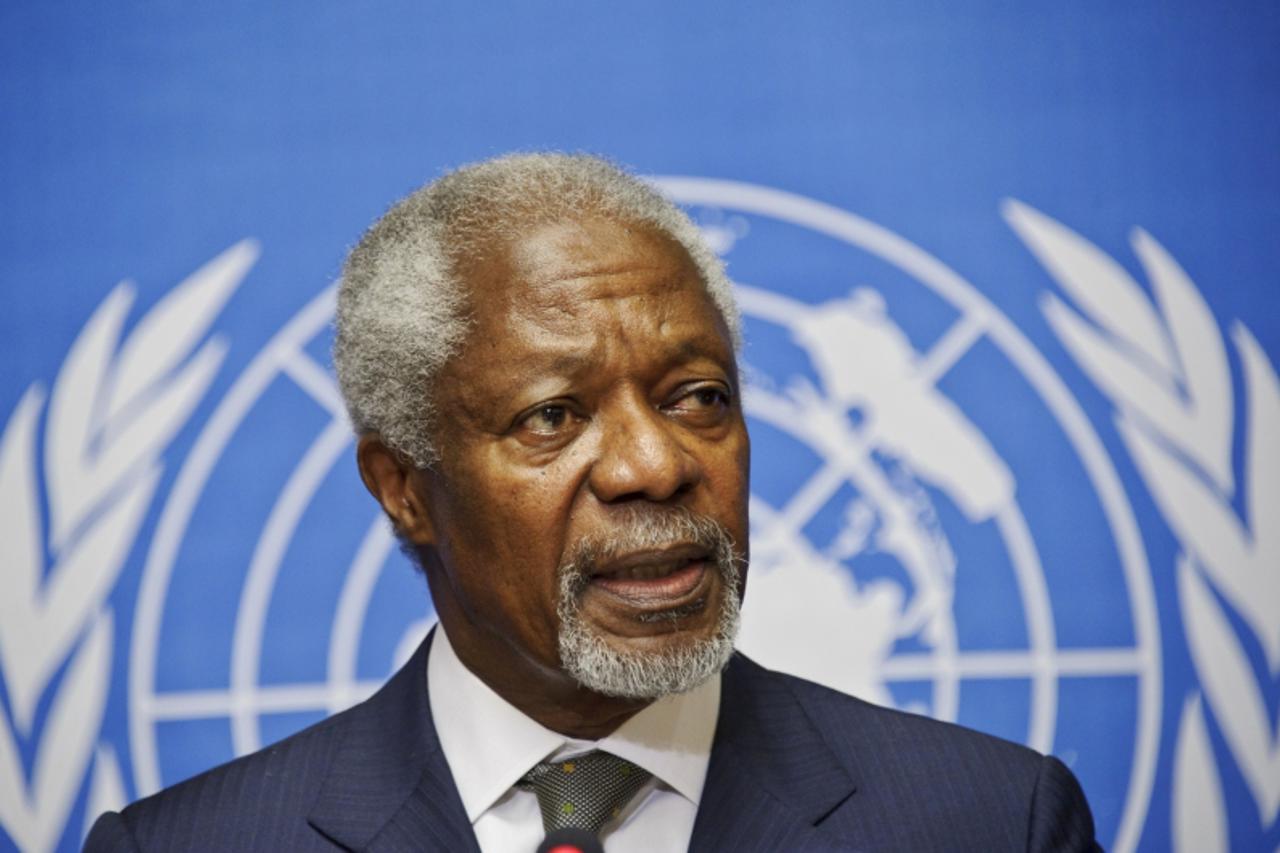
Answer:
[
  {"xmin": 724, "ymin": 655, "xmax": 1099, "ymax": 849},
  {"xmin": 725, "ymin": 655, "xmax": 1099, "ymax": 849},
  {"xmin": 108, "ymin": 705, "xmax": 357, "ymax": 851},
  {"xmin": 729, "ymin": 654, "xmax": 1045, "ymax": 786}
]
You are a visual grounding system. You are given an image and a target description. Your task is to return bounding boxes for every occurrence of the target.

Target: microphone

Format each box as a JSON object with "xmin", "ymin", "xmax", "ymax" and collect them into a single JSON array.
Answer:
[{"xmin": 536, "ymin": 827, "xmax": 604, "ymax": 853}]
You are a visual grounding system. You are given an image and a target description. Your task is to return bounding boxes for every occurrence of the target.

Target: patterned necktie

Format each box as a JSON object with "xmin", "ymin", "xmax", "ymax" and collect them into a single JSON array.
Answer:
[{"xmin": 516, "ymin": 750, "xmax": 653, "ymax": 836}]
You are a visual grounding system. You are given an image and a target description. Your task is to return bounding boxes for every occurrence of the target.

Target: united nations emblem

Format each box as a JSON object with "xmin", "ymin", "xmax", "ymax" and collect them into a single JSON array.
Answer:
[
  {"xmin": 654, "ymin": 178, "xmax": 1161, "ymax": 851},
  {"xmin": 5, "ymin": 181, "xmax": 1196, "ymax": 852}
]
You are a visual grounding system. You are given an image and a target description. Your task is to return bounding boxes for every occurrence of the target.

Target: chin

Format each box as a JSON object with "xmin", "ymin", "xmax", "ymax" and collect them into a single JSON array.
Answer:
[
  {"xmin": 557, "ymin": 593, "xmax": 741, "ymax": 700},
  {"xmin": 552, "ymin": 506, "xmax": 745, "ymax": 699}
]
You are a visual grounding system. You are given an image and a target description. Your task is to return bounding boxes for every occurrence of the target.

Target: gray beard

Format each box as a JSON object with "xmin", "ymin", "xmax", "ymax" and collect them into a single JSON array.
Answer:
[{"xmin": 555, "ymin": 508, "xmax": 743, "ymax": 700}]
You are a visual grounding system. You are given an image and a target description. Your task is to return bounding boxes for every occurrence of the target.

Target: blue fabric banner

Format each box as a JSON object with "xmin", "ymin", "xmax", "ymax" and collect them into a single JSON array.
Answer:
[{"xmin": 2, "ymin": 3, "xmax": 1277, "ymax": 850}]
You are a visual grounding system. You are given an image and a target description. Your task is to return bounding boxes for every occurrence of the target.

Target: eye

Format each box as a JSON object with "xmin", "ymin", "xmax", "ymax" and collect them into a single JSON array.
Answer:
[
  {"xmin": 666, "ymin": 383, "xmax": 732, "ymax": 424},
  {"xmin": 524, "ymin": 404, "xmax": 570, "ymax": 434},
  {"xmin": 690, "ymin": 386, "xmax": 730, "ymax": 408},
  {"xmin": 512, "ymin": 401, "xmax": 584, "ymax": 447}
]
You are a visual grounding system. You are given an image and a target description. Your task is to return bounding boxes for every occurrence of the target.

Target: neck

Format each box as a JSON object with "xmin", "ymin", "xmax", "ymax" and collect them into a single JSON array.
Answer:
[
  {"xmin": 425, "ymin": 578, "xmax": 655, "ymax": 739},
  {"xmin": 450, "ymin": 630, "xmax": 652, "ymax": 740}
]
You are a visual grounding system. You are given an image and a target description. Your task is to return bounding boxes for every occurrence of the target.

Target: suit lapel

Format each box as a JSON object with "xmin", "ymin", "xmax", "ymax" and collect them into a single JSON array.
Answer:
[
  {"xmin": 689, "ymin": 654, "xmax": 862, "ymax": 852},
  {"xmin": 361, "ymin": 766, "xmax": 481, "ymax": 853},
  {"xmin": 307, "ymin": 631, "xmax": 480, "ymax": 852},
  {"xmin": 306, "ymin": 642, "xmax": 862, "ymax": 850}
]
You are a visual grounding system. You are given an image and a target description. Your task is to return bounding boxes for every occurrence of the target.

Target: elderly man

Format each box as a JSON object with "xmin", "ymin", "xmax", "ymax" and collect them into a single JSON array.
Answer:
[{"xmin": 87, "ymin": 154, "xmax": 1098, "ymax": 851}]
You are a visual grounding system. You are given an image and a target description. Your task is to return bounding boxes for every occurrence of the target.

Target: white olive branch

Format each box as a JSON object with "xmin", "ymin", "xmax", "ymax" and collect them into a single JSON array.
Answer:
[
  {"xmin": 1004, "ymin": 200, "xmax": 1279, "ymax": 844},
  {"xmin": 0, "ymin": 241, "xmax": 257, "ymax": 851}
]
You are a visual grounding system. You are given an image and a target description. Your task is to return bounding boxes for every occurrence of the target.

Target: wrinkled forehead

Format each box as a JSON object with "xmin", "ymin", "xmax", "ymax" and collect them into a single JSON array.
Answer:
[{"xmin": 455, "ymin": 216, "xmax": 713, "ymax": 330}]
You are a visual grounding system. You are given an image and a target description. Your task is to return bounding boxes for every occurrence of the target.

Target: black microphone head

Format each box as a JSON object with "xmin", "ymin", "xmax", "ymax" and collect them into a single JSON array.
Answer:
[{"xmin": 536, "ymin": 827, "xmax": 605, "ymax": 853}]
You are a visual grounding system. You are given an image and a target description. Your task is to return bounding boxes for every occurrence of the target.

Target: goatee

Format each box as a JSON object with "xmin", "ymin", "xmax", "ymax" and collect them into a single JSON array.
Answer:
[{"xmin": 555, "ymin": 507, "xmax": 743, "ymax": 700}]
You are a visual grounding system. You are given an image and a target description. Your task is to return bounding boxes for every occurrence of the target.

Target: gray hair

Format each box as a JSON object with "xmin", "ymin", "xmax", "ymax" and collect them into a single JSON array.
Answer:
[{"xmin": 333, "ymin": 152, "xmax": 741, "ymax": 467}]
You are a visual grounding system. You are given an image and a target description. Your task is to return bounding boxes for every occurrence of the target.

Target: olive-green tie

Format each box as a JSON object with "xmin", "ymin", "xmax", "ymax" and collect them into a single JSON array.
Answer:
[{"xmin": 516, "ymin": 750, "xmax": 653, "ymax": 836}]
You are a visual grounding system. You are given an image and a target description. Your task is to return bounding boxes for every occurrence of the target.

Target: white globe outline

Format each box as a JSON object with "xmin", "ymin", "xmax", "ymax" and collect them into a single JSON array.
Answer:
[
  {"xmin": 656, "ymin": 177, "xmax": 1160, "ymax": 852},
  {"xmin": 127, "ymin": 179, "xmax": 1161, "ymax": 853},
  {"xmin": 734, "ymin": 283, "xmax": 988, "ymax": 725}
]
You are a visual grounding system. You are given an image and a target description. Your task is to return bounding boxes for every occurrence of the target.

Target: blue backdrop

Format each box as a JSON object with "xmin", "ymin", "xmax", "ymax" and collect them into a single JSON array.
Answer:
[{"xmin": 2, "ymin": 4, "xmax": 1277, "ymax": 851}]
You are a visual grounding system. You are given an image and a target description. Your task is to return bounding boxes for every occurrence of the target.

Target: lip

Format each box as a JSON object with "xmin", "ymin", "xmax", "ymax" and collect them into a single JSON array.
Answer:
[
  {"xmin": 590, "ymin": 543, "xmax": 710, "ymax": 579},
  {"xmin": 586, "ymin": 544, "xmax": 714, "ymax": 609}
]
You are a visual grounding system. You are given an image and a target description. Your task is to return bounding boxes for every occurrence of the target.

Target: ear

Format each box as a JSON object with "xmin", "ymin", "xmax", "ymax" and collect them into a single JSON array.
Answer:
[{"xmin": 356, "ymin": 434, "xmax": 437, "ymax": 545}]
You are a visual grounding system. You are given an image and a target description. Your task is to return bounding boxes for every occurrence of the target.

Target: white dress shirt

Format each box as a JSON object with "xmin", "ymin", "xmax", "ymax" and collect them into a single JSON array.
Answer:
[{"xmin": 427, "ymin": 625, "xmax": 720, "ymax": 852}]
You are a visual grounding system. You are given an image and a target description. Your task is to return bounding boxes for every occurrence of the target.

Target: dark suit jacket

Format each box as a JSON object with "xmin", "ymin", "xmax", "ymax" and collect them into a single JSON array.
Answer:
[{"xmin": 86, "ymin": 635, "xmax": 1098, "ymax": 851}]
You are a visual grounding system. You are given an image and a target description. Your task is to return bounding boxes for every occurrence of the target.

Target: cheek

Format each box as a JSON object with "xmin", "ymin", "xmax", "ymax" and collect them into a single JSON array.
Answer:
[
  {"xmin": 443, "ymin": 461, "xmax": 576, "ymax": 586},
  {"xmin": 715, "ymin": 423, "xmax": 751, "ymax": 490},
  {"xmin": 714, "ymin": 428, "xmax": 752, "ymax": 542}
]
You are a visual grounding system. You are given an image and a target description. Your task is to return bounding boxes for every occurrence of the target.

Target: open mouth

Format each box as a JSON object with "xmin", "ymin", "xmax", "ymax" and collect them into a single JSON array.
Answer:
[{"xmin": 587, "ymin": 546, "xmax": 713, "ymax": 606}]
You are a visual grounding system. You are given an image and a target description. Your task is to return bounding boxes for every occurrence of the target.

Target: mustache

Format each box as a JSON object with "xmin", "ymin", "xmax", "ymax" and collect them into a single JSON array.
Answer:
[{"xmin": 558, "ymin": 506, "xmax": 741, "ymax": 589}]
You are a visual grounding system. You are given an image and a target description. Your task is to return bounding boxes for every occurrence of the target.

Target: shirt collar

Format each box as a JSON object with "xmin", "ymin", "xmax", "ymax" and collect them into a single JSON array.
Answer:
[{"xmin": 427, "ymin": 624, "xmax": 720, "ymax": 822}]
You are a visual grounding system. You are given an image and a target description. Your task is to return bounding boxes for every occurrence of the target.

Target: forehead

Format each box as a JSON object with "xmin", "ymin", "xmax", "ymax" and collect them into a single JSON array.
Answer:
[
  {"xmin": 459, "ymin": 217, "xmax": 706, "ymax": 323},
  {"xmin": 433, "ymin": 217, "xmax": 734, "ymax": 406},
  {"xmin": 455, "ymin": 217, "xmax": 727, "ymax": 343}
]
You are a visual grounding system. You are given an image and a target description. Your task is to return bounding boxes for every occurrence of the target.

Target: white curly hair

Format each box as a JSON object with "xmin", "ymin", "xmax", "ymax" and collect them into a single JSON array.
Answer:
[{"xmin": 333, "ymin": 152, "xmax": 741, "ymax": 466}]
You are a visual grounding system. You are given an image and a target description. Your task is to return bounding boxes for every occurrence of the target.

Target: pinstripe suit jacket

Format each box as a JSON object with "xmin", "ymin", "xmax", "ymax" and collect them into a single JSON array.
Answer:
[{"xmin": 85, "ymin": 634, "xmax": 1098, "ymax": 851}]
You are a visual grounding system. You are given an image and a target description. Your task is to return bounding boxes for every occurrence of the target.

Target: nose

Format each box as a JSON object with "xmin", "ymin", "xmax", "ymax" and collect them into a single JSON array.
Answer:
[{"xmin": 588, "ymin": 395, "xmax": 700, "ymax": 504}]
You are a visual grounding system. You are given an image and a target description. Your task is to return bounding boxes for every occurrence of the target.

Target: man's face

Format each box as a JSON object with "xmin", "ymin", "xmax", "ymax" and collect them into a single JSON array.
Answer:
[{"xmin": 405, "ymin": 217, "xmax": 749, "ymax": 719}]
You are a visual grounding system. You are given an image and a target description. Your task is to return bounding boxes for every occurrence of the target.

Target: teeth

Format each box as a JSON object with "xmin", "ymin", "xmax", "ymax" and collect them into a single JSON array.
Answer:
[
  {"xmin": 605, "ymin": 559, "xmax": 689, "ymax": 581},
  {"xmin": 622, "ymin": 563, "xmax": 675, "ymax": 580}
]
